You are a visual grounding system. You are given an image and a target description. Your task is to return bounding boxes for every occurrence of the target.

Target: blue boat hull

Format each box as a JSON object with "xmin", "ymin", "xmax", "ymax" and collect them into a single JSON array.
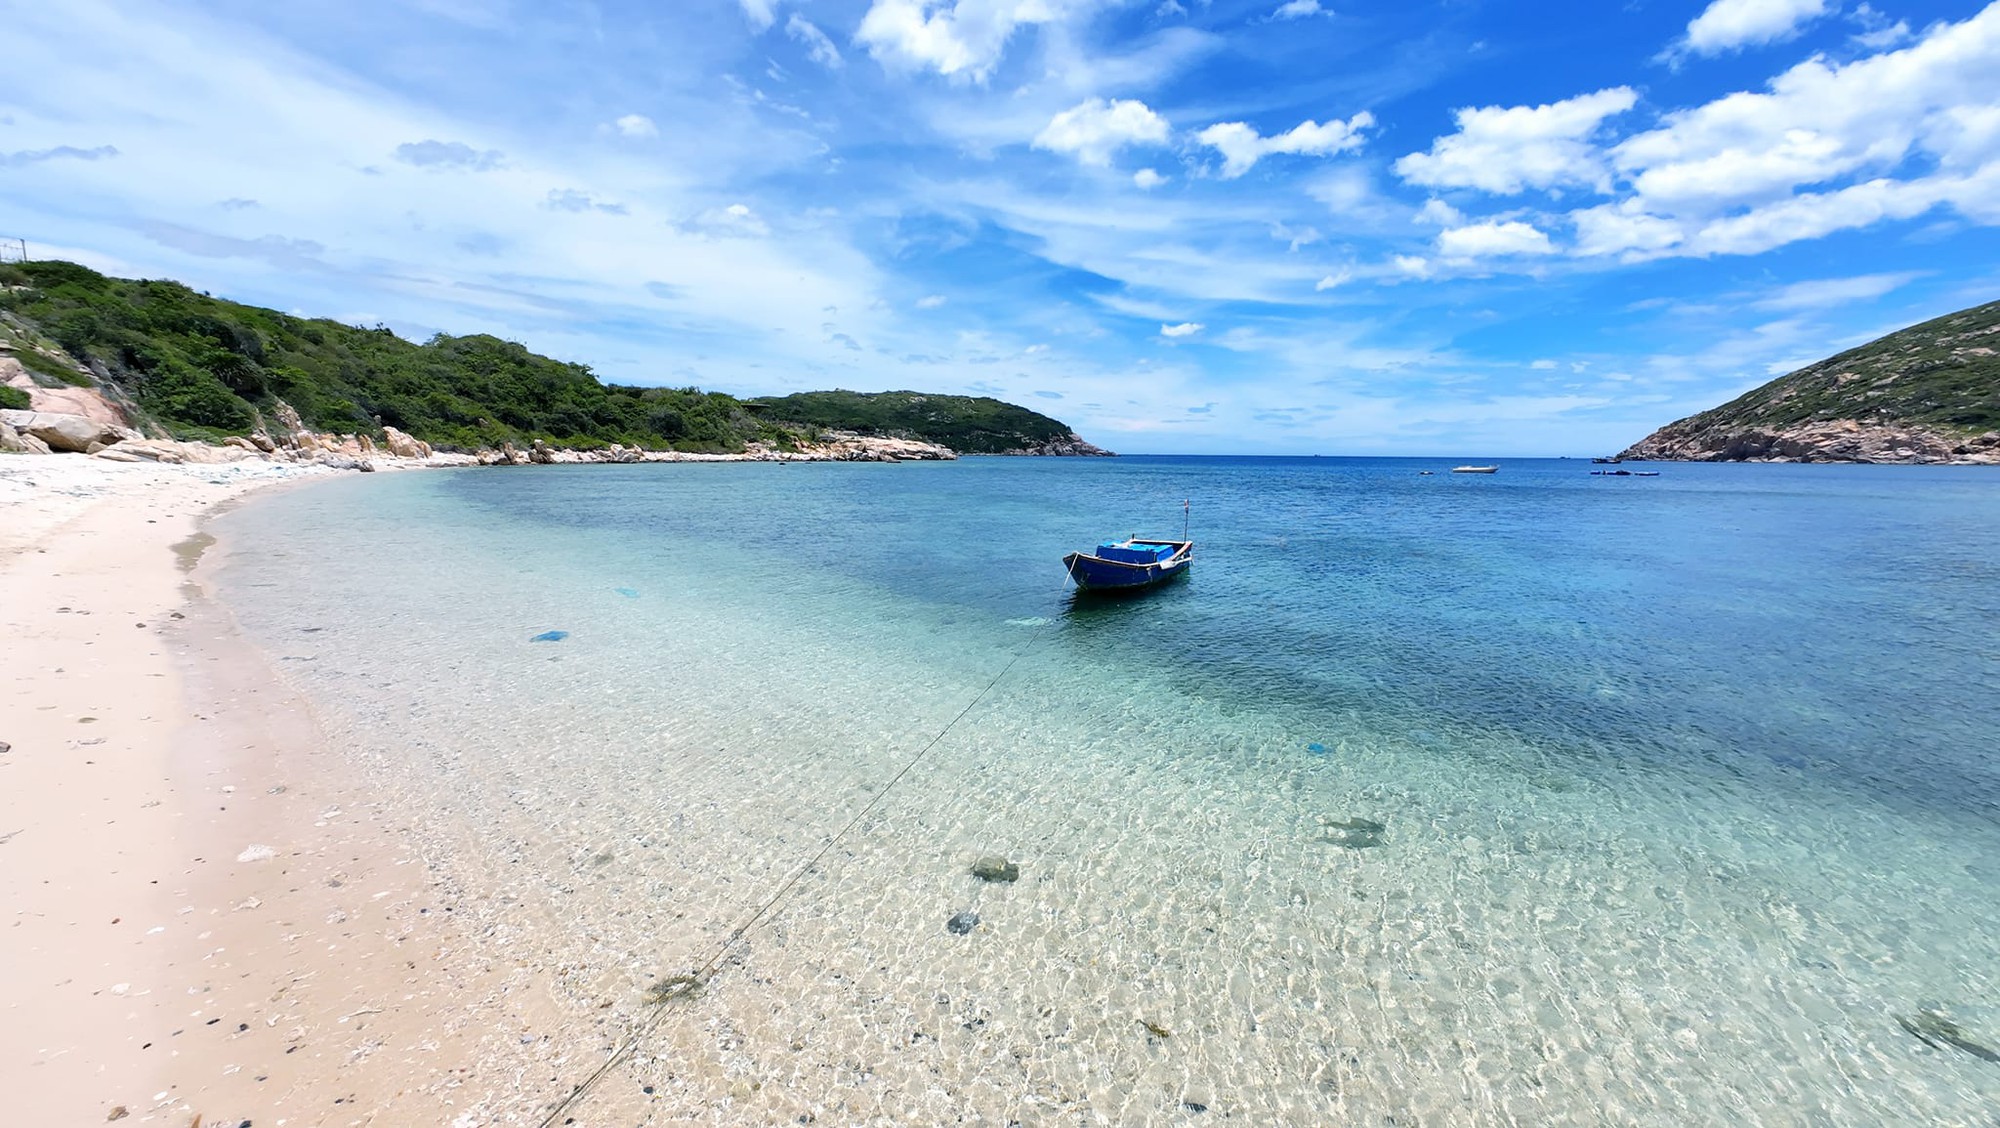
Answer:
[{"xmin": 1062, "ymin": 540, "xmax": 1193, "ymax": 592}]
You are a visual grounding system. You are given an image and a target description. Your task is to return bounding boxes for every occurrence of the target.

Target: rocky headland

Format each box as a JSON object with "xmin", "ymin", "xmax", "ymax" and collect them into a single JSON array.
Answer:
[{"xmin": 1620, "ymin": 298, "xmax": 1999, "ymax": 464}]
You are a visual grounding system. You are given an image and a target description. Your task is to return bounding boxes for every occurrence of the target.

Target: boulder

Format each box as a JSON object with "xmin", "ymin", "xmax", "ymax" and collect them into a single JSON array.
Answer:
[
  {"xmin": 382, "ymin": 425, "xmax": 432, "ymax": 460},
  {"xmin": 0, "ymin": 409, "xmax": 130, "ymax": 453},
  {"xmin": 528, "ymin": 439, "xmax": 555, "ymax": 464},
  {"xmin": 112, "ymin": 441, "xmax": 187, "ymax": 464},
  {"xmin": 91, "ymin": 448, "xmax": 144, "ymax": 463},
  {"xmin": 2, "ymin": 421, "xmax": 52, "ymax": 454}
]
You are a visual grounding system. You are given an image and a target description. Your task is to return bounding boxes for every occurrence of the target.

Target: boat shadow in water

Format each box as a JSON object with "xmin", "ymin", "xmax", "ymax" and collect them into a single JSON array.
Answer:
[{"xmin": 1062, "ymin": 573, "xmax": 1192, "ymax": 620}]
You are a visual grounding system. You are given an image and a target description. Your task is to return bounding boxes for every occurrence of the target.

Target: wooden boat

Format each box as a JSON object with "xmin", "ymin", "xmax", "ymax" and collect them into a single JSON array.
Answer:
[
  {"xmin": 1591, "ymin": 457, "xmax": 1622, "ymax": 464},
  {"xmin": 1062, "ymin": 538, "xmax": 1192, "ymax": 592},
  {"xmin": 1451, "ymin": 465, "xmax": 1498, "ymax": 474}
]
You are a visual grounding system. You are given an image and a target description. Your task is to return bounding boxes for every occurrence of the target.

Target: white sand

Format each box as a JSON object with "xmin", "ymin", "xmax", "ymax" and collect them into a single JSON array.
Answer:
[{"xmin": 0, "ymin": 456, "xmax": 569, "ymax": 1125}]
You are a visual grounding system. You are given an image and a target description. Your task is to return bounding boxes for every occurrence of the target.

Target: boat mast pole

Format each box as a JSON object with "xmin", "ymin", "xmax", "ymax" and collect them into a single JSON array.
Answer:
[{"xmin": 1183, "ymin": 498, "xmax": 1190, "ymax": 541}]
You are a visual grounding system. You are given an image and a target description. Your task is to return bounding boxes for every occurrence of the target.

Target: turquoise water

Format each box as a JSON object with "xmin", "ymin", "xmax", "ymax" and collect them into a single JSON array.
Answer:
[{"xmin": 214, "ymin": 457, "xmax": 2000, "ymax": 1125}]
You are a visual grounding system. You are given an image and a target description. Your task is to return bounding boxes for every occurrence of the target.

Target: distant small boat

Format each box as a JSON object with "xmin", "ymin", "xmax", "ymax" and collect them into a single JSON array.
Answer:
[
  {"xmin": 1063, "ymin": 538, "xmax": 1192, "ymax": 592},
  {"xmin": 1591, "ymin": 457, "xmax": 1622, "ymax": 464},
  {"xmin": 1451, "ymin": 465, "xmax": 1498, "ymax": 474}
]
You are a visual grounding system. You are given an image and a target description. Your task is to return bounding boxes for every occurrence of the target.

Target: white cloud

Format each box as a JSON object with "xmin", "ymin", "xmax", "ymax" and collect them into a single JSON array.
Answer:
[
  {"xmin": 857, "ymin": 0, "xmax": 1111, "ymax": 81},
  {"xmin": 1570, "ymin": 200, "xmax": 1685, "ymax": 258},
  {"xmin": 738, "ymin": 0, "xmax": 778, "ymax": 31},
  {"xmin": 916, "ymin": 293, "xmax": 948, "ymax": 308},
  {"xmin": 1849, "ymin": 4, "xmax": 1913, "ymax": 49},
  {"xmin": 681, "ymin": 202, "xmax": 771, "ymax": 238},
  {"xmin": 1273, "ymin": 0, "xmax": 1332, "ymax": 18},
  {"xmin": 1438, "ymin": 220, "xmax": 1557, "ymax": 258},
  {"xmin": 1133, "ymin": 167, "xmax": 1167, "ymax": 189},
  {"xmin": 613, "ymin": 114, "xmax": 658, "ymax": 139},
  {"xmin": 1530, "ymin": 358, "xmax": 1558, "ymax": 369},
  {"xmin": 1750, "ymin": 271, "xmax": 1922, "ymax": 310},
  {"xmin": 1682, "ymin": 0, "xmax": 1831, "ymax": 57},
  {"xmin": 1556, "ymin": 6, "xmax": 2000, "ymax": 261},
  {"xmin": 1271, "ymin": 221, "xmax": 1321, "ymax": 251},
  {"xmin": 1034, "ymin": 98, "xmax": 1170, "ymax": 166},
  {"xmin": 1413, "ymin": 197, "xmax": 1463, "ymax": 226},
  {"xmin": 1196, "ymin": 112, "xmax": 1374, "ymax": 178},
  {"xmin": 1615, "ymin": 9, "xmax": 2000, "ymax": 208},
  {"xmin": 1392, "ymin": 254, "xmax": 1430, "ymax": 278},
  {"xmin": 1395, "ymin": 87, "xmax": 1635, "ymax": 195},
  {"xmin": 1160, "ymin": 321, "xmax": 1204, "ymax": 337},
  {"xmin": 1314, "ymin": 269, "xmax": 1350, "ymax": 291},
  {"xmin": 786, "ymin": 16, "xmax": 844, "ymax": 68},
  {"xmin": 1684, "ymin": 175, "xmax": 1962, "ymax": 256}
]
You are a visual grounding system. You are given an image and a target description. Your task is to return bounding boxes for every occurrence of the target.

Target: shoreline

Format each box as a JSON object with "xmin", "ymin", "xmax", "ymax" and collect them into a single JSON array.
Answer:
[{"xmin": 0, "ymin": 458, "xmax": 579, "ymax": 1125}]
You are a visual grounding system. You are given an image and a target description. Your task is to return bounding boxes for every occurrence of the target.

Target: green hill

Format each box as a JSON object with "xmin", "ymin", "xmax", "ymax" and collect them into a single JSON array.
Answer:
[
  {"xmin": 745, "ymin": 389, "xmax": 1086, "ymax": 455},
  {"xmin": 1620, "ymin": 299, "xmax": 2000, "ymax": 463},
  {"xmin": 0, "ymin": 260, "xmax": 1098, "ymax": 455}
]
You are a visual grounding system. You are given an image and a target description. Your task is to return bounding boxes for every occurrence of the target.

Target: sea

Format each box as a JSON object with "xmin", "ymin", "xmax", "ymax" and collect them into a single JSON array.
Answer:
[{"xmin": 210, "ymin": 456, "xmax": 2000, "ymax": 1126}]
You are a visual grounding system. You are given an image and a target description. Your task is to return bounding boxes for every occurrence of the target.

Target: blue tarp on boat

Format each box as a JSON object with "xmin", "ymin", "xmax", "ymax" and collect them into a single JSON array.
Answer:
[{"xmin": 1096, "ymin": 542, "xmax": 1178, "ymax": 564}]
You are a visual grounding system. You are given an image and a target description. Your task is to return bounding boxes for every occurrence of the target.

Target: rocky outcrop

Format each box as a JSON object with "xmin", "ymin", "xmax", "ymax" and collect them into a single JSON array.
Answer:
[
  {"xmin": 91, "ymin": 438, "xmax": 263, "ymax": 465},
  {"xmin": 782, "ymin": 432, "xmax": 957, "ymax": 462},
  {"xmin": 1, "ymin": 420, "xmax": 53, "ymax": 454},
  {"xmin": 1002, "ymin": 432, "xmax": 1114, "ymax": 456},
  {"xmin": 0, "ymin": 409, "xmax": 138, "ymax": 453},
  {"xmin": 382, "ymin": 425, "xmax": 431, "ymax": 460},
  {"xmin": 1, "ymin": 358, "xmax": 136, "ymax": 430},
  {"xmin": 1620, "ymin": 419, "xmax": 2000, "ymax": 464}
]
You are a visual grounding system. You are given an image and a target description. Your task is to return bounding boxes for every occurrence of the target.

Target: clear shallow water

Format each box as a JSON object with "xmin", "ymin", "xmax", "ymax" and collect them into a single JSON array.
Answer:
[{"xmin": 214, "ymin": 457, "xmax": 2000, "ymax": 1125}]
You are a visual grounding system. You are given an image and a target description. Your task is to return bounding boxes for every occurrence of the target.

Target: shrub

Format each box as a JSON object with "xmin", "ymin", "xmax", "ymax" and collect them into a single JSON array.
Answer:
[{"xmin": 12, "ymin": 343, "xmax": 92, "ymax": 387}]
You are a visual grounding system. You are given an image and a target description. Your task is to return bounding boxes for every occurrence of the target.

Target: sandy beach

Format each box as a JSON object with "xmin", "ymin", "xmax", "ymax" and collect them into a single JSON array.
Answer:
[{"xmin": 0, "ymin": 457, "xmax": 579, "ymax": 1126}]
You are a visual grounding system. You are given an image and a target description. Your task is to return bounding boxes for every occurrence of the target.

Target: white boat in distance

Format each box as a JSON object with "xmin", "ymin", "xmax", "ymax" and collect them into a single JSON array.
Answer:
[{"xmin": 1451, "ymin": 465, "xmax": 1499, "ymax": 474}]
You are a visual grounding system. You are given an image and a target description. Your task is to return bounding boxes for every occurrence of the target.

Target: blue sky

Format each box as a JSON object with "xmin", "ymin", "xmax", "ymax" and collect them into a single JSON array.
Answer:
[{"xmin": 3, "ymin": 0, "xmax": 1997, "ymax": 454}]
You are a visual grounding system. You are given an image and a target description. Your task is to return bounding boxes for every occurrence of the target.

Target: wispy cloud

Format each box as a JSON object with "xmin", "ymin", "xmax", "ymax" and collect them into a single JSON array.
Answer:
[
  {"xmin": 1, "ymin": 144, "xmax": 119, "ymax": 168},
  {"xmin": 394, "ymin": 140, "xmax": 504, "ymax": 171}
]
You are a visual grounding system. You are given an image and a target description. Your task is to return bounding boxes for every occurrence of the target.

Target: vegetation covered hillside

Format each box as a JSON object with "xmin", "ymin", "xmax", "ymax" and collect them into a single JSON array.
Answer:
[
  {"xmin": 1621, "ymin": 299, "xmax": 2000, "ymax": 463},
  {"xmin": 746, "ymin": 389, "xmax": 1083, "ymax": 454},
  {"xmin": 0, "ymin": 260, "xmax": 1097, "ymax": 455}
]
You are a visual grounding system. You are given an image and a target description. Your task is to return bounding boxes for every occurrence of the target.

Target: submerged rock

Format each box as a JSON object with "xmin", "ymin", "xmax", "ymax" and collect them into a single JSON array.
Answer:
[
  {"xmin": 970, "ymin": 855, "xmax": 1019, "ymax": 882},
  {"xmin": 1322, "ymin": 817, "xmax": 1386, "ymax": 849},
  {"xmin": 1897, "ymin": 1010, "xmax": 2000, "ymax": 1062},
  {"xmin": 945, "ymin": 910, "xmax": 979, "ymax": 935}
]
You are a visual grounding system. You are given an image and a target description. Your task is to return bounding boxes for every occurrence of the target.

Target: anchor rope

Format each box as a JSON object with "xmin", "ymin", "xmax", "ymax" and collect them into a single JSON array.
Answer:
[{"xmin": 534, "ymin": 613, "xmax": 1058, "ymax": 1127}]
